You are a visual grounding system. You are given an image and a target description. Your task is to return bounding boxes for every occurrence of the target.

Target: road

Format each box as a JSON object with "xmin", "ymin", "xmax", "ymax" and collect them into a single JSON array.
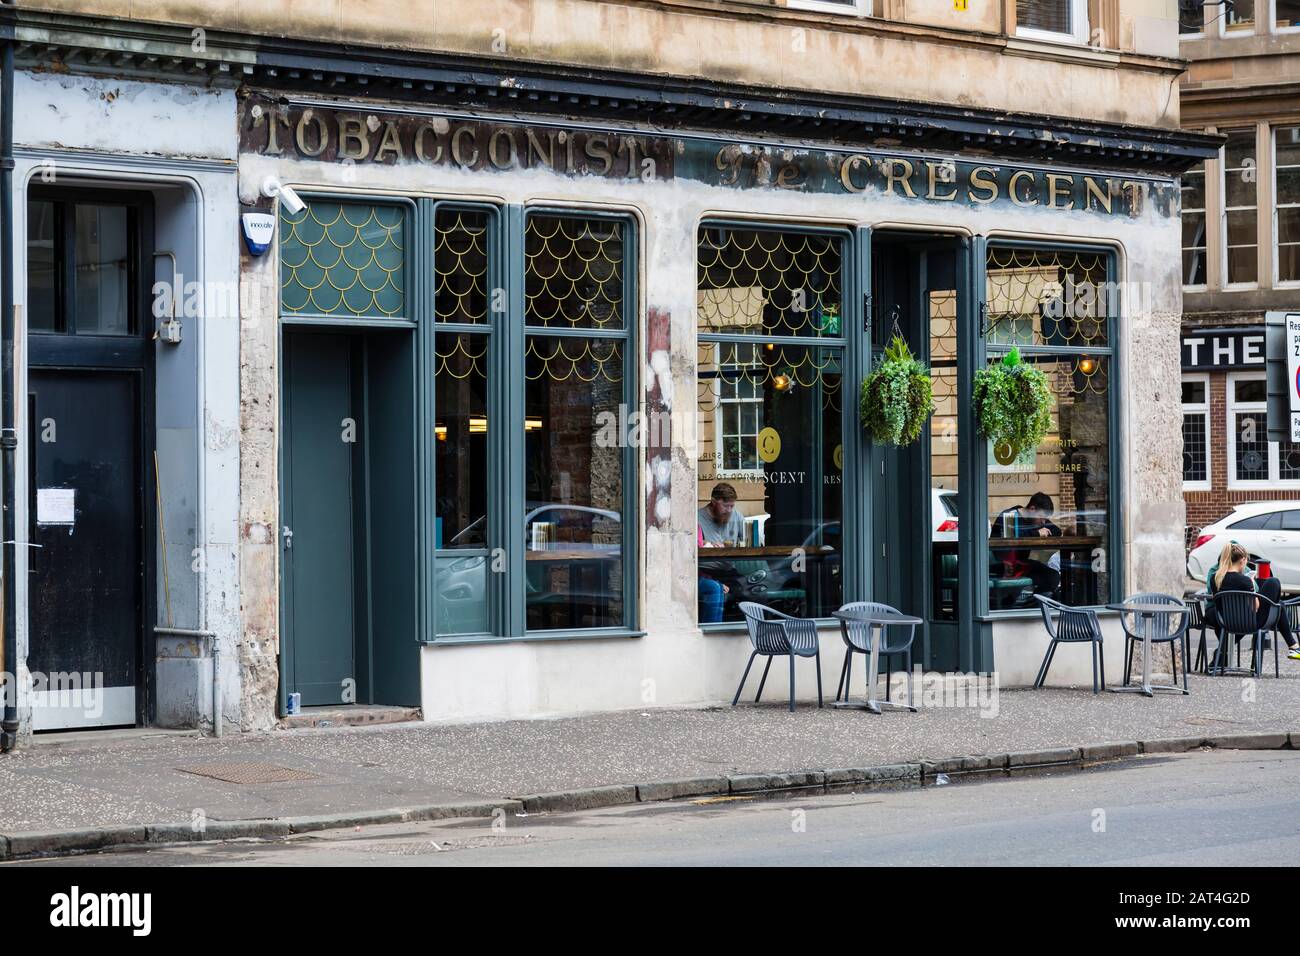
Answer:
[{"xmin": 11, "ymin": 749, "xmax": 1300, "ymax": 866}]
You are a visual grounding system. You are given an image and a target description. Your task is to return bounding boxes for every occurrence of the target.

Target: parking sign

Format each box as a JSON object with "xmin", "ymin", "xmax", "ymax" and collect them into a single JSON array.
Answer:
[{"xmin": 1288, "ymin": 314, "xmax": 1300, "ymax": 440}]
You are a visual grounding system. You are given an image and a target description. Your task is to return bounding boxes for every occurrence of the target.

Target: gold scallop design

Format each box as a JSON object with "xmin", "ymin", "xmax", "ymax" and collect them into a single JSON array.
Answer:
[
  {"xmin": 525, "ymin": 216, "xmax": 624, "ymax": 329},
  {"xmin": 435, "ymin": 210, "xmax": 490, "ymax": 324},
  {"xmin": 280, "ymin": 202, "xmax": 405, "ymax": 317},
  {"xmin": 984, "ymin": 248, "xmax": 1109, "ymax": 349}
]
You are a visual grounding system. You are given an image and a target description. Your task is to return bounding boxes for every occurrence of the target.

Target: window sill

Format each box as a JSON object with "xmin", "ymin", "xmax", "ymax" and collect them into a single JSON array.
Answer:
[
  {"xmin": 700, "ymin": 617, "xmax": 843, "ymax": 634},
  {"xmin": 1005, "ymin": 36, "xmax": 1120, "ymax": 68},
  {"xmin": 425, "ymin": 628, "xmax": 646, "ymax": 646},
  {"xmin": 979, "ymin": 606, "xmax": 1120, "ymax": 623}
]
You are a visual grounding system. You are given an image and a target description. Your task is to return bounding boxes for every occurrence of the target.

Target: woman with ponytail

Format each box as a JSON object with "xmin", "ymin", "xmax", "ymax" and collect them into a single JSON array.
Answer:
[{"xmin": 1207, "ymin": 540, "xmax": 1300, "ymax": 659}]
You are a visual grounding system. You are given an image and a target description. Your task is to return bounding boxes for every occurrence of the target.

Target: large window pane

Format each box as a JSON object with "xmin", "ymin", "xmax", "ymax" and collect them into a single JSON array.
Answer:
[
  {"xmin": 987, "ymin": 355, "xmax": 1111, "ymax": 610},
  {"xmin": 696, "ymin": 342, "xmax": 843, "ymax": 623},
  {"xmin": 280, "ymin": 201, "xmax": 406, "ymax": 318},
  {"xmin": 74, "ymin": 205, "xmax": 130, "ymax": 335},
  {"xmin": 1017, "ymin": 0, "xmax": 1073, "ymax": 34},
  {"xmin": 1225, "ymin": 0, "xmax": 1255, "ymax": 30},
  {"xmin": 435, "ymin": 332, "xmax": 490, "ymax": 634},
  {"xmin": 1279, "ymin": 0, "xmax": 1300, "ymax": 26},
  {"xmin": 434, "ymin": 209, "xmax": 489, "ymax": 323},
  {"xmin": 697, "ymin": 226, "xmax": 842, "ymax": 338},
  {"xmin": 1277, "ymin": 126, "xmax": 1300, "ymax": 283},
  {"xmin": 1180, "ymin": 0, "xmax": 1204, "ymax": 32},
  {"xmin": 524, "ymin": 336, "xmax": 624, "ymax": 630},
  {"xmin": 1183, "ymin": 414, "xmax": 1207, "ymax": 483},
  {"xmin": 26, "ymin": 200, "xmax": 58, "ymax": 333},
  {"xmin": 985, "ymin": 247, "xmax": 1109, "ymax": 349},
  {"xmin": 930, "ymin": 290, "xmax": 960, "ymax": 623},
  {"xmin": 1224, "ymin": 130, "xmax": 1258, "ymax": 284},
  {"xmin": 1181, "ymin": 162, "xmax": 1207, "ymax": 286}
]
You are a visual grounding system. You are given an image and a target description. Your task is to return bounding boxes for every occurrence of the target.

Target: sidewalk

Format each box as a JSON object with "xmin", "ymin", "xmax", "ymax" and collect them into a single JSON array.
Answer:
[{"xmin": 0, "ymin": 672, "xmax": 1297, "ymax": 840}]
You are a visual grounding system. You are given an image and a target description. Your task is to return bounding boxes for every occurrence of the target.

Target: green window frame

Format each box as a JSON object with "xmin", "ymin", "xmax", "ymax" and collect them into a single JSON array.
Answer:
[
  {"xmin": 977, "ymin": 240, "xmax": 1123, "ymax": 617},
  {"xmin": 422, "ymin": 203, "xmax": 641, "ymax": 644}
]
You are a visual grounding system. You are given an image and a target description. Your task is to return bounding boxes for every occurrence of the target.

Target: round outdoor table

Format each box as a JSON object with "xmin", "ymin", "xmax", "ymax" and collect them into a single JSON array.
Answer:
[
  {"xmin": 1106, "ymin": 602, "xmax": 1190, "ymax": 698},
  {"xmin": 831, "ymin": 608, "xmax": 921, "ymax": 714}
]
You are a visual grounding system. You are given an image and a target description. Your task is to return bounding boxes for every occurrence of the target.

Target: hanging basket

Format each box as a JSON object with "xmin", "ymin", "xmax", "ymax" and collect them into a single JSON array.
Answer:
[
  {"xmin": 859, "ymin": 335, "xmax": 935, "ymax": 447},
  {"xmin": 972, "ymin": 346, "xmax": 1053, "ymax": 458}
]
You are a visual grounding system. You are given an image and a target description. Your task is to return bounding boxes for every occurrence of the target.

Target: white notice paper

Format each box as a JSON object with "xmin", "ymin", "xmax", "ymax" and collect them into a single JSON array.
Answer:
[{"xmin": 36, "ymin": 488, "xmax": 75, "ymax": 525}]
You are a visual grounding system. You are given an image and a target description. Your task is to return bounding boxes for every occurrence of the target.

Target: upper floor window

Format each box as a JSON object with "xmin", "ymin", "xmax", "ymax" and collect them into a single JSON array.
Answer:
[
  {"xmin": 1182, "ymin": 161, "xmax": 1208, "ymax": 288},
  {"xmin": 1276, "ymin": 125, "xmax": 1300, "ymax": 283},
  {"xmin": 1016, "ymin": 0, "xmax": 1089, "ymax": 43},
  {"xmin": 1179, "ymin": 0, "xmax": 1205, "ymax": 33},
  {"xmin": 786, "ymin": 0, "xmax": 871, "ymax": 15},
  {"xmin": 1223, "ymin": 129, "xmax": 1258, "ymax": 287},
  {"xmin": 1224, "ymin": 0, "xmax": 1256, "ymax": 33},
  {"xmin": 1279, "ymin": 0, "xmax": 1300, "ymax": 30}
]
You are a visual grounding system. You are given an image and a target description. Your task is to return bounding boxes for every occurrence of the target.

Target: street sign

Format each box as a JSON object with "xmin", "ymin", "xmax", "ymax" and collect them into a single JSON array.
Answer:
[{"xmin": 1287, "ymin": 314, "xmax": 1300, "ymax": 440}]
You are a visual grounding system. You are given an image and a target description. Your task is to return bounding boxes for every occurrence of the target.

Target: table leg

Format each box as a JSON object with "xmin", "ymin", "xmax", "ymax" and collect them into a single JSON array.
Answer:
[
  {"xmin": 1140, "ymin": 616, "xmax": 1153, "ymax": 696},
  {"xmin": 866, "ymin": 624, "xmax": 882, "ymax": 715}
]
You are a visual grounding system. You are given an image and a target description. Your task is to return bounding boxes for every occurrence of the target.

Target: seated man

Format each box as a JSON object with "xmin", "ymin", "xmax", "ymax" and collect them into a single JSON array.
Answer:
[
  {"xmin": 698, "ymin": 482, "xmax": 746, "ymax": 619},
  {"xmin": 990, "ymin": 491, "xmax": 1061, "ymax": 597}
]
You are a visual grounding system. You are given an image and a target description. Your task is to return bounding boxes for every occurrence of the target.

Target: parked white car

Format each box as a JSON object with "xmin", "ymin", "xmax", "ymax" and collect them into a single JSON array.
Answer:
[
  {"xmin": 932, "ymin": 487, "xmax": 958, "ymax": 542},
  {"xmin": 1187, "ymin": 501, "xmax": 1300, "ymax": 591}
]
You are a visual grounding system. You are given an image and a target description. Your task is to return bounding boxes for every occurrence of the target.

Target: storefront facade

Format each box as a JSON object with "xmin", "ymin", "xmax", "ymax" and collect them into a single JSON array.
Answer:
[{"xmin": 236, "ymin": 93, "xmax": 1211, "ymax": 723}]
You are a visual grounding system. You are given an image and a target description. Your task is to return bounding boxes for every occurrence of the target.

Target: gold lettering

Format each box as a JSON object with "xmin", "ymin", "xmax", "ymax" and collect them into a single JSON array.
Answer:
[
  {"xmin": 526, "ymin": 129, "xmax": 555, "ymax": 169},
  {"xmin": 775, "ymin": 164, "xmax": 802, "ymax": 189},
  {"xmin": 1121, "ymin": 180, "xmax": 1145, "ymax": 215},
  {"xmin": 414, "ymin": 123, "xmax": 443, "ymax": 163},
  {"xmin": 488, "ymin": 129, "xmax": 516, "ymax": 169},
  {"xmin": 926, "ymin": 162, "xmax": 957, "ymax": 201},
  {"xmin": 1009, "ymin": 170, "xmax": 1038, "ymax": 206},
  {"xmin": 881, "ymin": 158, "xmax": 917, "ymax": 199},
  {"xmin": 839, "ymin": 155, "xmax": 868, "ymax": 193},
  {"xmin": 451, "ymin": 126, "xmax": 479, "ymax": 167},
  {"xmin": 258, "ymin": 109, "xmax": 292, "ymax": 156},
  {"xmin": 338, "ymin": 116, "xmax": 370, "ymax": 161},
  {"xmin": 584, "ymin": 135, "xmax": 613, "ymax": 175},
  {"xmin": 1047, "ymin": 173, "xmax": 1075, "ymax": 210},
  {"xmin": 374, "ymin": 120, "xmax": 404, "ymax": 162},
  {"xmin": 295, "ymin": 111, "xmax": 328, "ymax": 157},
  {"xmin": 968, "ymin": 166, "xmax": 999, "ymax": 204},
  {"xmin": 620, "ymin": 136, "xmax": 643, "ymax": 177},
  {"xmin": 1083, "ymin": 176, "xmax": 1113, "ymax": 214},
  {"xmin": 716, "ymin": 146, "xmax": 742, "ymax": 186}
]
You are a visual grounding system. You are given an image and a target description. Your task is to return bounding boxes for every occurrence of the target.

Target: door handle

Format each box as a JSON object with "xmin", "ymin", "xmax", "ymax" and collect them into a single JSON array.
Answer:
[{"xmin": 282, "ymin": 526, "xmax": 293, "ymax": 550}]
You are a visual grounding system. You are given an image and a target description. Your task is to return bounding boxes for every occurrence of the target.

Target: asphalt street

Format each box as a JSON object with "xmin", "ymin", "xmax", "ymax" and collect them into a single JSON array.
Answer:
[{"xmin": 13, "ymin": 749, "xmax": 1300, "ymax": 866}]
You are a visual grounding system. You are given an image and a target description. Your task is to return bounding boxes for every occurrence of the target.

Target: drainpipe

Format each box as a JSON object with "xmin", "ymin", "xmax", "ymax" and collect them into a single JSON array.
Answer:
[{"xmin": 1, "ymin": 0, "xmax": 19, "ymax": 753}]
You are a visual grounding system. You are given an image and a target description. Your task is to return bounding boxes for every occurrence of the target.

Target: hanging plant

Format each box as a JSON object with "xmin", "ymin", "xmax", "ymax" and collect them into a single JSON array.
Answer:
[
  {"xmin": 972, "ymin": 346, "xmax": 1053, "ymax": 457},
  {"xmin": 859, "ymin": 334, "xmax": 935, "ymax": 446}
]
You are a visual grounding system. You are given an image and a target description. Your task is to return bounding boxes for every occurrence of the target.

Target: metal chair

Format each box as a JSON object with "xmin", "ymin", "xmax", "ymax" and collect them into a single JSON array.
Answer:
[
  {"xmin": 1188, "ymin": 591, "xmax": 1213, "ymax": 674},
  {"xmin": 1117, "ymin": 593, "xmax": 1191, "ymax": 694},
  {"xmin": 833, "ymin": 601, "xmax": 915, "ymax": 705},
  {"xmin": 733, "ymin": 602, "xmax": 823, "ymax": 712},
  {"xmin": 1033, "ymin": 595, "xmax": 1106, "ymax": 693},
  {"xmin": 1212, "ymin": 589, "xmax": 1280, "ymax": 679}
]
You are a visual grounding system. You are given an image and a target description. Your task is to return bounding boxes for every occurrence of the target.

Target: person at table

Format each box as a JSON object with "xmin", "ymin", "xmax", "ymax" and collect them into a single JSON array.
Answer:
[
  {"xmin": 698, "ymin": 482, "xmax": 747, "ymax": 548},
  {"xmin": 990, "ymin": 492, "xmax": 1061, "ymax": 596},
  {"xmin": 1208, "ymin": 541, "xmax": 1300, "ymax": 660}
]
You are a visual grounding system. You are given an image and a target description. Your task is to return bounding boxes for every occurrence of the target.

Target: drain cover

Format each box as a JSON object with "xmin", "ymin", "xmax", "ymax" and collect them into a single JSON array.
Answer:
[{"xmin": 176, "ymin": 761, "xmax": 321, "ymax": 784}]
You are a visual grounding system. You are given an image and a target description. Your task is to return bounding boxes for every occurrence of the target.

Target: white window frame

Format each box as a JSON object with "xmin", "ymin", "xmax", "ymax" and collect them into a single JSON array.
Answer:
[
  {"xmin": 1221, "ymin": 0, "xmax": 1258, "ymax": 35},
  {"xmin": 1182, "ymin": 160, "xmax": 1209, "ymax": 291},
  {"xmin": 786, "ymin": 0, "xmax": 872, "ymax": 16},
  {"xmin": 1182, "ymin": 373, "xmax": 1211, "ymax": 491},
  {"xmin": 1015, "ymin": 0, "xmax": 1090, "ymax": 44},
  {"xmin": 1226, "ymin": 372, "xmax": 1300, "ymax": 489},
  {"xmin": 1221, "ymin": 130, "xmax": 1260, "ymax": 290},
  {"xmin": 712, "ymin": 369, "xmax": 765, "ymax": 480},
  {"xmin": 1274, "ymin": 124, "xmax": 1300, "ymax": 287},
  {"xmin": 1276, "ymin": 0, "xmax": 1300, "ymax": 32}
]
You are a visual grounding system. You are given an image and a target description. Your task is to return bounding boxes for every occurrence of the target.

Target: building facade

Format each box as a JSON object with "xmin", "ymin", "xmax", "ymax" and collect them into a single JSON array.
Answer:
[
  {"xmin": 1, "ymin": 0, "xmax": 1211, "ymax": 737},
  {"xmin": 1178, "ymin": 0, "xmax": 1300, "ymax": 546}
]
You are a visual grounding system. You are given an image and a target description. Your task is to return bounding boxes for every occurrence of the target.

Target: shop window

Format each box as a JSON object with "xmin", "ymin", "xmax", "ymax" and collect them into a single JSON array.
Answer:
[
  {"xmin": 1181, "ymin": 161, "xmax": 1208, "ymax": 287},
  {"xmin": 786, "ymin": 0, "xmax": 871, "ymax": 16},
  {"xmin": 1223, "ymin": 129, "xmax": 1259, "ymax": 286},
  {"xmin": 1227, "ymin": 374, "xmax": 1300, "ymax": 487},
  {"xmin": 1016, "ymin": 0, "xmax": 1089, "ymax": 43},
  {"xmin": 1275, "ymin": 125, "xmax": 1300, "ymax": 284},
  {"xmin": 696, "ymin": 225, "xmax": 845, "ymax": 624},
  {"xmin": 1224, "ymin": 0, "xmax": 1256, "ymax": 31},
  {"xmin": 984, "ymin": 247, "xmax": 1113, "ymax": 611},
  {"xmin": 1182, "ymin": 375, "xmax": 1210, "ymax": 490},
  {"xmin": 280, "ymin": 201, "xmax": 406, "ymax": 319}
]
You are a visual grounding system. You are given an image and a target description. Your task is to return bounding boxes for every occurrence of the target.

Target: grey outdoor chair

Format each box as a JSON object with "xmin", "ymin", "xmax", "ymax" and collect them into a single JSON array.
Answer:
[
  {"xmin": 834, "ymin": 601, "xmax": 916, "ymax": 706},
  {"xmin": 1188, "ymin": 591, "xmax": 1213, "ymax": 674},
  {"xmin": 1117, "ymin": 592, "xmax": 1191, "ymax": 693},
  {"xmin": 1032, "ymin": 594, "xmax": 1106, "ymax": 694},
  {"xmin": 733, "ymin": 602, "xmax": 823, "ymax": 712},
  {"xmin": 1212, "ymin": 589, "xmax": 1280, "ymax": 679}
]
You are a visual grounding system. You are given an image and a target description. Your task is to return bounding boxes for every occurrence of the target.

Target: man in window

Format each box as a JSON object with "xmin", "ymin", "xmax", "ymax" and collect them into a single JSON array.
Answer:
[
  {"xmin": 698, "ymin": 481, "xmax": 747, "ymax": 547},
  {"xmin": 991, "ymin": 492, "xmax": 1062, "ymax": 597}
]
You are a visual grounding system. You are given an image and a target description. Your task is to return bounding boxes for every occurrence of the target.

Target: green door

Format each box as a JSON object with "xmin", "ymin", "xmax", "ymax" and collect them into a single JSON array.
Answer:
[{"xmin": 283, "ymin": 331, "xmax": 356, "ymax": 706}]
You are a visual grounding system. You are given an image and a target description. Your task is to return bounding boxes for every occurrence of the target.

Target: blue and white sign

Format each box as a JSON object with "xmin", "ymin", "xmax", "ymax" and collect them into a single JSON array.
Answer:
[{"xmin": 241, "ymin": 212, "xmax": 276, "ymax": 256}]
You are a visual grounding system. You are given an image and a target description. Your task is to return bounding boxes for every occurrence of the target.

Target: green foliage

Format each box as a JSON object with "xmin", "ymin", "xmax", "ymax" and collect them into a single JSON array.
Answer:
[
  {"xmin": 972, "ymin": 347, "xmax": 1053, "ymax": 455},
  {"xmin": 859, "ymin": 335, "xmax": 935, "ymax": 446}
]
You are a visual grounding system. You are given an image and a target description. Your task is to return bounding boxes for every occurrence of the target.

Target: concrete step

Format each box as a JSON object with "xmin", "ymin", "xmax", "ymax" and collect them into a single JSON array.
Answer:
[{"xmin": 277, "ymin": 705, "xmax": 422, "ymax": 731}]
